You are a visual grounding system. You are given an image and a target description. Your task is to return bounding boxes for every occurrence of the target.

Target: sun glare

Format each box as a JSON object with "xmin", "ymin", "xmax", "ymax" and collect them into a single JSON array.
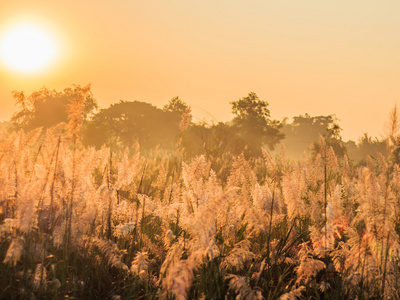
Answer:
[{"xmin": 0, "ymin": 22, "xmax": 58, "ymax": 74}]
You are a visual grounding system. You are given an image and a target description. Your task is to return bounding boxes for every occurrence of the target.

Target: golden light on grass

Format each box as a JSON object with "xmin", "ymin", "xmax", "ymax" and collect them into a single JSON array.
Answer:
[{"xmin": 0, "ymin": 21, "xmax": 58, "ymax": 74}]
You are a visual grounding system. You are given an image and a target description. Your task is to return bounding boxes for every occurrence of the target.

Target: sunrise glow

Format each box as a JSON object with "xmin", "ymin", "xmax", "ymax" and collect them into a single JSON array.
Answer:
[
  {"xmin": 0, "ymin": 22, "xmax": 58, "ymax": 74},
  {"xmin": 1, "ymin": 2, "xmax": 400, "ymax": 298}
]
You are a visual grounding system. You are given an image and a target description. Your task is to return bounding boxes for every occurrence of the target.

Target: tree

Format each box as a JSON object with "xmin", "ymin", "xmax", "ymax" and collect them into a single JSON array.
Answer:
[
  {"xmin": 345, "ymin": 134, "xmax": 387, "ymax": 163},
  {"xmin": 84, "ymin": 100, "xmax": 181, "ymax": 150},
  {"xmin": 182, "ymin": 122, "xmax": 247, "ymax": 158},
  {"xmin": 285, "ymin": 114, "xmax": 340, "ymax": 140},
  {"xmin": 163, "ymin": 96, "xmax": 192, "ymax": 132},
  {"xmin": 163, "ymin": 96, "xmax": 188, "ymax": 115},
  {"xmin": 321, "ymin": 122, "xmax": 347, "ymax": 157},
  {"xmin": 11, "ymin": 84, "xmax": 97, "ymax": 131},
  {"xmin": 181, "ymin": 122, "xmax": 249, "ymax": 181},
  {"xmin": 308, "ymin": 115, "xmax": 346, "ymax": 157},
  {"xmin": 281, "ymin": 114, "xmax": 346, "ymax": 157},
  {"xmin": 230, "ymin": 92, "xmax": 284, "ymax": 155}
]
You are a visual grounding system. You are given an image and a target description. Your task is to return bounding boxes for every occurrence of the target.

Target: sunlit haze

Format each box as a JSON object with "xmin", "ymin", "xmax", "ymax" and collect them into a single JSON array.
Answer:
[
  {"xmin": 0, "ymin": 21, "xmax": 58, "ymax": 73},
  {"xmin": 0, "ymin": 0, "xmax": 399, "ymax": 140}
]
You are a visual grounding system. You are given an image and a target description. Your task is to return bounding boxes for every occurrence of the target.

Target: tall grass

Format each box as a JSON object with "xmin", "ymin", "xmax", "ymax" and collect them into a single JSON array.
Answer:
[{"xmin": 1, "ymin": 127, "xmax": 400, "ymax": 299}]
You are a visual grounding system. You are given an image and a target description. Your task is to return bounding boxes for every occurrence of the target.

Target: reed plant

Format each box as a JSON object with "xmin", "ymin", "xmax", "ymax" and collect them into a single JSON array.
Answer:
[{"xmin": 1, "ymin": 125, "xmax": 400, "ymax": 299}]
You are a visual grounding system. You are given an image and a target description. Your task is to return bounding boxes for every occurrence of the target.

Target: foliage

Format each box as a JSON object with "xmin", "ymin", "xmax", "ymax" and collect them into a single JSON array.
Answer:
[
  {"xmin": 182, "ymin": 123, "xmax": 246, "ymax": 156},
  {"xmin": 11, "ymin": 84, "xmax": 97, "ymax": 131},
  {"xmin": 84, "ymin": 100, "xmax": 181, "ymax": 151},
  {"xmin": 230, "ymin": 92, "xmax": 284, "ymax": 154},
  {"xmin": 346, "ymin": 134, "xmax": 387, "ymax": 164},
  {"xmin": 282, "ymin": 113, "xmax": 347, "ymax": 157},
  {"xmin": 8, "ymin": 86, "xmax": 387, "ymax": 163},
  {"xmin": 163, "ymin": 96, "xmax": 189, "ymax": 116}
]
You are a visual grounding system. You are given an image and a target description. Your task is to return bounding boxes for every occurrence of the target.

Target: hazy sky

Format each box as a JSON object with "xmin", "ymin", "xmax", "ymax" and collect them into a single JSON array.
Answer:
[{"xmin": 0, "ymin": 0, "xmax": 399, "ymax": 140}]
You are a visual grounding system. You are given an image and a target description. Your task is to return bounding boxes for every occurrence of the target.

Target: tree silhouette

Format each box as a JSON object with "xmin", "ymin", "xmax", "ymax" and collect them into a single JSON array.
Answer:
[
  {"xmin": 84, "ymin": 100, "xmax": 181, "ymax": 150},
  {"xmin": 11, "ymin": 84, "xmax": 97, "ymax": 131},
  {"xmin": 230, "ymin": 92, "xmax": 284, "ymax": 155},
  {"xmin": 163, "ymin": 96, "xmax": 188, "ymax": 115}
]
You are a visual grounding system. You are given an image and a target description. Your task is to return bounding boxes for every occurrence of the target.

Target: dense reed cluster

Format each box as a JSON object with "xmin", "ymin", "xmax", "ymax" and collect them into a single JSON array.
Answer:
[{"xmin": 1, "ymin": 125, "xmax": 400, "ymax": 299}]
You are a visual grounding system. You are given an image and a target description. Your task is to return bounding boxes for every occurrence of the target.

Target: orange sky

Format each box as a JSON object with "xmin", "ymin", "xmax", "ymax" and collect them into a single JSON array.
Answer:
[{"xmin": 0, "ymin": 0, "xmax": 399, "ymax": 141}]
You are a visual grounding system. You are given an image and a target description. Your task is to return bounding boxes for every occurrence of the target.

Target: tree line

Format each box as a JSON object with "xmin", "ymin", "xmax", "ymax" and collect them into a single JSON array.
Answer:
[{"xmin": 6, "ymin": 84, "xmax": 388, "ymax": 163}]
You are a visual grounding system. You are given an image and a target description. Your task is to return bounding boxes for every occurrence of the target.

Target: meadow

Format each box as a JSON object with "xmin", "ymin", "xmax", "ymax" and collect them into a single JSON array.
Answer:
[
  {"xmin": 0, "ymin": 121, "xmax": 399, "ymax": 300},
  {"xmin": 1, "ymin": 0, "xmax": 398, "ymax": 298}
]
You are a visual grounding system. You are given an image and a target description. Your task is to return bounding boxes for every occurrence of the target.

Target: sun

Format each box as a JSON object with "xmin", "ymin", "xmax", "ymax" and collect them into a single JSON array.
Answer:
[{"xmin": 0, "ymin": 22, "xmax": 58, "ymax": 74}]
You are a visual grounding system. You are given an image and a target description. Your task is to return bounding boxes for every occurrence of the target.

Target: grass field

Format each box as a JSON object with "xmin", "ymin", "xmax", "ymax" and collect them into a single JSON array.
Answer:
[{"xmin": 1, "ymin": 128, "xmax": 399, "ymax": 299}]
